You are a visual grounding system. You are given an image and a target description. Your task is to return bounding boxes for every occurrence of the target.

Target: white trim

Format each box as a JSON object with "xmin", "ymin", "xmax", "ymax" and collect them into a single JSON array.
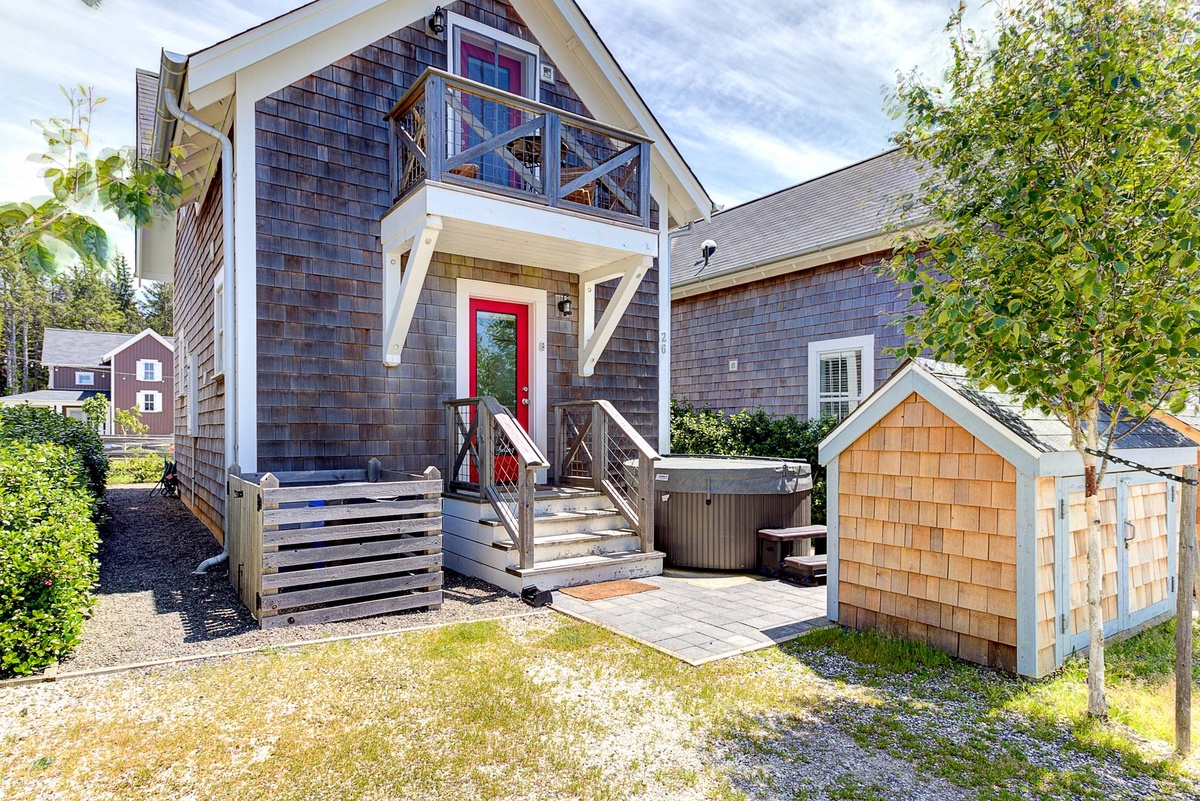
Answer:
[
  {"xmin": 455, "ymin": 278, "xmax": 549, "ymax": 464},
  {"xmin": 1037, "ymin": 446, "xmax": 1196, "ymax": 477},
  {"xmin": 137, "ymin": 359, "xmax": 163, "ymax": 383},
  {"xmin": 654, "ymin": 173, "xmax": 670, "ymax": 452},
  {"xmin": 808, "ymin": 334, "xmax": 874, "ymax": 421},
  {"xmin": 826, "ymin": 457, "xmax": 840, "ymax": 621},
  {"xmin": 101, "ymin": 328, "xmax": 174, "ymax": 362},
  {"xmin": 1052, "ymin": 476, "xmax": 1069, "ymax": 669},
  {"xmin": 445, "ymin": 11, "xmax": 540, "ymax": 100},
  {"xmin": 187, "ymin": 352, "xmax": 199, "ymax": 437},
  {"xmin": 138, "ymin": 390, "xmax": 164, "ymax": 414},
  {"xmin": 233, "ymin": 87, "xmax": 258, "ymax": 472},
  {"xmin": 382, "ymin": 216, "xmax": 443, "ymax": 366},
  {"xmin": 1015, "ymin": 470, "xmax": 1039, "ymax": 677},
  {"xmin": 74, "ymin": 371, "xmax": 95, "ymax": 386},
  {"xmin": 577, "ymin": 255, "xmax": 652, "ymax": 377},
  {"xmin": 212, "ymin": 273, "xmax": 227, "ymax": 377}
]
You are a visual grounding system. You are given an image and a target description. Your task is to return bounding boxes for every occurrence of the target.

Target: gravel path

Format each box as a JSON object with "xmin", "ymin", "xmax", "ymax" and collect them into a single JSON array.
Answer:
[{"xmin": 62, "ymin": 486, "xmax": 530, "ymax": 671}]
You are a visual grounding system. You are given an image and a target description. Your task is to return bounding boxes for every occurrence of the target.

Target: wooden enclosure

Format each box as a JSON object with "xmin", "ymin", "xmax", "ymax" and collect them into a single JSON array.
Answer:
[
  {"xmin": 820, "ymin": 360, "xmax": 1194, "ymax": 678},
  {"xmin": 225, "ymin": 460, "xmax": 443, "ymax": 628}
]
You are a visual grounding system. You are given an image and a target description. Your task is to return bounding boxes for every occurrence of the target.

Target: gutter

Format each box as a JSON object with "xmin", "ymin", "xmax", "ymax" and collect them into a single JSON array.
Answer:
[{"xmin": 152, "ymin": 49, "xmax": 239, "ymax": 575}]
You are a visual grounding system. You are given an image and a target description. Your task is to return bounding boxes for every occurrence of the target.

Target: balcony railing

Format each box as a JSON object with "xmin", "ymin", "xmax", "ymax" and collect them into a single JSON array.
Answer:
[{"xmin": 386, "ymin": 69, "xmax": 652, "ymax": 228}]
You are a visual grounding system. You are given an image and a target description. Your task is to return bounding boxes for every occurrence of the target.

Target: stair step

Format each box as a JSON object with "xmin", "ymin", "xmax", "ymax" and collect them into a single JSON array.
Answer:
[
  {"xmin": 483, "ymin": 507, "xmax": 626, "ymax": 538},
  {"xmin": 492, "ymin": 528, "xmax": 640, "ymax": 562},
  {"xmin": 507, "ymin": 550, "xmax": 666, "ymax": 588}
]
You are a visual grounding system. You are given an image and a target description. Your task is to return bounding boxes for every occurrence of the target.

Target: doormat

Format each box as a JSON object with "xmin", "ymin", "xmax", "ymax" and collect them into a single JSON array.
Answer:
[{"xmin": 560, "ymin": 579, "xmax": 660, "ymax": 602}]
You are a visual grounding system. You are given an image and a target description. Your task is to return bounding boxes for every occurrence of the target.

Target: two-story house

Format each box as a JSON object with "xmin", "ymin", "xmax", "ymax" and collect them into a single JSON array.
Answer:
[
  {"xmin": 135, "ymin": 0, "xmax": 712, "ymax": 590},
  {"xmin": 0, "ymin": 327, "xmax": 175, "ymax": 436}
]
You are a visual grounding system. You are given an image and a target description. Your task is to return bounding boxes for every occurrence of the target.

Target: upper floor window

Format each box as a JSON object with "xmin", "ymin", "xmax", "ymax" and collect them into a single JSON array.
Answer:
[
  {"xmin": 75, "ymin": 371, "xmax": 95, "ymax": 386},
  {"xmin": 447, "ymin": 12, "xmax": 539, "ymax": 100},
  {"xmin": 137, "ymin": 359, "xmax": 162, "ymax": 382},
  {"xmin": 808, "ymin": 335, "xmax": 875, "ymax": 422}
]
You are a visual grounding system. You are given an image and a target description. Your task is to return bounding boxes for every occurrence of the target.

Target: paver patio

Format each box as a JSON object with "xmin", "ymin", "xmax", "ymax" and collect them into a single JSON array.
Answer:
[{"xmin": 551, "ymin": 570, "xmax": 828, "ymax": 664}]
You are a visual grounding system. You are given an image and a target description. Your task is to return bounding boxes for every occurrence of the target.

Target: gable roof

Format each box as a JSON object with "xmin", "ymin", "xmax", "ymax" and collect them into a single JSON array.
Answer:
[
  {"xmin": 671, "ymin": 148, "xmax": 925, "ymax": 295},
  {"xmin": 151, "ymin": 0, "xmax": 711, "ymax": 226},
  {"xmin": 819, "ymin": 358, "xmax": 1195, "ymax": 476},
  {"xmin": 42, "ymin": 328, "xmax": 139, "ymax": 367},
  {"xmin": 101, "ymin": 328, "xmax": 176, "ymax": 361}
]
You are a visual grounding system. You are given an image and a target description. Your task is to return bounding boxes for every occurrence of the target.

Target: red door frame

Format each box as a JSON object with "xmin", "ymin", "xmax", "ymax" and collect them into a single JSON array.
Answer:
[
  {"xmin": 459, "ymin": 41, "xmax": 524, "ymax": 96},
  {"xmin": 468, "ymin": 298, "xmax": 531, "ymax": 431}
]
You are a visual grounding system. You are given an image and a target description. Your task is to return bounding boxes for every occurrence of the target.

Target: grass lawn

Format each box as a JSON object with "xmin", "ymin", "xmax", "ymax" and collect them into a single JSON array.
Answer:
[{"xmin": 2, "ymin": 613, "xmax": 1198, "ymax": 800}]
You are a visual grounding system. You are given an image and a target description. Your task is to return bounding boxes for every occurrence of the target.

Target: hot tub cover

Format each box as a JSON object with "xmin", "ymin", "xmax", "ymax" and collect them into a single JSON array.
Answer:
[{"xmin": 651, "ymin": 455, "xmax": 812, "ymax": 495}]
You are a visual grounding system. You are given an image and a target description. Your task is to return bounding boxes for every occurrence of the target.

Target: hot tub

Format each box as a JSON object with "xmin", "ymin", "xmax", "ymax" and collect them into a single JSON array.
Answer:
[{"xmin": 652, "ymin": 455, "xmax": 813, "ymax": 571}]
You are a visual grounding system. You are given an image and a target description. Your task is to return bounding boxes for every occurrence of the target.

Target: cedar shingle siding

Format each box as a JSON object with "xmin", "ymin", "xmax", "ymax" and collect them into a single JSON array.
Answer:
[
  {"xmin": 174, "ymin": 174, "xmax": 226, "ymax": 540},
  {"xmin": 253, "ymin": 0, "xmax": 658, "ymax": 476},
  {"xmin": 670, "ymin": 254, "xmax": 908, "ymax": 418}
]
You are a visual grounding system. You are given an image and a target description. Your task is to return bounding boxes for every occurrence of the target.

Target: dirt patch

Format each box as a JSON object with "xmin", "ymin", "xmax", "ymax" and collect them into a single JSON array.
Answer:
[{"xmin": 62, "ymin": 487, "xmax": 529, "ymax": 671}]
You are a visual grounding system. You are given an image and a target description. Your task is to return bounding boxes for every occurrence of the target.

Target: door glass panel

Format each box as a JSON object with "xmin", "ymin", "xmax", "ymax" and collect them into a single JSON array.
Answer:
[{"xmin": 475, "ymin": 310, "xmax": 518, "ymax": 412}]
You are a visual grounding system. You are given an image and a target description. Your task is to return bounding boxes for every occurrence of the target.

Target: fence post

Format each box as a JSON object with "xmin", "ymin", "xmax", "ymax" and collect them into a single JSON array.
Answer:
[
  {"xmin": 518, "ymin": 463, "xmax": 536, "ymax": 570},
  {"xmin": 478, "ymin": 401, "xmax": 494, "ymax": 493},
  {"xmin": 256, "ymin": 473, "xmax": 280, "ymax": 627},
  {"xmin": 445, "ymin": 403, "xmax": 456, "ymax": 490},
  {"xmin": 427, "ymin": 73, "xmax": 445, "ymax": 183},
  {"xmin": 638, "ymin": 452, "xmax": 655, "ymax": 554},
  {"xmin": 553, "ymin": 404, "xmax": 565, "ymax": 485},
  {"xmin": 1176, "ymin": 465, "xmax": 1197, "ymax": 755},
  {"xmin": 545, "ymin": 112, "xmax": 561, "ymax": 207}
]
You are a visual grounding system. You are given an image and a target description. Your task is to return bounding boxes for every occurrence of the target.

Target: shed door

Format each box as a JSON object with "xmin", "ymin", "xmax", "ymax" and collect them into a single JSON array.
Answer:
[{"xmin": 1055, "ymin": 473, "xmax": 1177, "ymax": 656}]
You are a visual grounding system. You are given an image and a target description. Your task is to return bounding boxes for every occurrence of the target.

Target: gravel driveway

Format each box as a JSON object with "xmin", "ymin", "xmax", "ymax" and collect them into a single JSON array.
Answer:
[{"xmin": 63, "ymin": 486, "xmax": 530, "ymax": 671}]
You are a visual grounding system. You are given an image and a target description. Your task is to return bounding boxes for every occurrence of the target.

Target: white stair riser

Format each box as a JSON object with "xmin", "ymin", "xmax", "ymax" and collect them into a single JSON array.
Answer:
[
  {"xmin": 518, "ymin": 553, "xmax": 664, "ymax": 591},
  {"xmin": 488, "ymin": 512, "xmax": 629, "ymax": 541},
  {"xmin": 505, "ymin": 534, "xmax": 642, "ymax": 565}
]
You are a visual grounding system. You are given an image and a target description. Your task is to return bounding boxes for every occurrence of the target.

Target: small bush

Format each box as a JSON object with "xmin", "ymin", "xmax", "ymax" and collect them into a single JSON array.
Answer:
[
  {"xmin": 108, "ymin": 451, "xmax": 165, "ymax": 485},
  {"xmin": 0, "ymin": 441, "xmax": 100, "ymax": 677},
  {"xmin": 0, "ymin": 405, "xmax": 108, "ymax": 502},
  {"xmin": 670, "ymin": 399, "xmax": 840, "ymax": 523}
]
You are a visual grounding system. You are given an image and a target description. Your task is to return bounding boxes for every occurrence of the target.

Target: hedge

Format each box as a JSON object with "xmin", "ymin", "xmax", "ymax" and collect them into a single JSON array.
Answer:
[
  {"xmin": 670, "ymin": 399, "xmax": 840, "ymax": 524},
  {"xmin": 0, "ymin": 405, "xmax": 108, "ymax": 503},
  {"xmin": 0, "ymin": 441, "xmax": 100, "ymax": 677}
]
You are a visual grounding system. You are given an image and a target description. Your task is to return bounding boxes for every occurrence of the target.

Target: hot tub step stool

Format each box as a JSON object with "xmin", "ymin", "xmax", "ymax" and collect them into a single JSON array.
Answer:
[{"xmin": 782, "ymin": 555, "xmax": 828, "ymax": 587}]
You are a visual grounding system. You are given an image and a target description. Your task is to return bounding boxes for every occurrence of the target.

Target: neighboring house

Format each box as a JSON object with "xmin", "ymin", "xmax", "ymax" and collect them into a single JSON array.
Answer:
[
  {"xmin": 135, "ymin": 0, "xmax": 711, "ymax": 589},
  {"xmin": 0, "ymin": 327, "xmax": 175, "ymax": 436},
  {"xmin": 670, "ymin": 149, "xmax": 922, "ymax": 421}
]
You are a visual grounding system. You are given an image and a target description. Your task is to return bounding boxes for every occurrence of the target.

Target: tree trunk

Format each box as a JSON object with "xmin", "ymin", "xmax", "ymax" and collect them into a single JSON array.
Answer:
[{"xmin": 1083, "ymin": 406, "xmax": 1108, "ymax": 718}]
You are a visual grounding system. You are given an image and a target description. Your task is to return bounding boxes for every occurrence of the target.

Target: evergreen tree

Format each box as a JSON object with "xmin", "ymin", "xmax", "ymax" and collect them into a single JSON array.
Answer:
[
  {"xmin": 109, "ymin": 252, "xmax": 143, "ymax": 333},
  {"xmin": 51, "ymin": 262, "xmax": 123, "ymax": 333},
  {"xmin": 141, "ymin": 281, "xmax": 173, "ymax": 336}
]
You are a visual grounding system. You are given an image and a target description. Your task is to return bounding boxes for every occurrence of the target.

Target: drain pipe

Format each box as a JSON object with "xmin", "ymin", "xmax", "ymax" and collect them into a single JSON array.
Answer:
[{"xmin": 151, "ymin": 50, "xmax": 238, "ymax": 575}]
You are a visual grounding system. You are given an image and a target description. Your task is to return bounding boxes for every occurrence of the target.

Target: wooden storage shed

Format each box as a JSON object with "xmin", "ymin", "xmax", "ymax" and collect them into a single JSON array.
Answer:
[{"xmin": 818, "ymin": 359, "xmax": 1196, "ymax": 678}]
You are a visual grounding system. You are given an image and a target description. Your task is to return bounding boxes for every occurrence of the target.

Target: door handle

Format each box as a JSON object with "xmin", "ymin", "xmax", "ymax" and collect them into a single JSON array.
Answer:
[
  {"xmin": 521, "ymin": 398, "xmax": 530, "ymax": 406},
  {"xmin": 1124, "ymin": 520, "xmax": 1136, "ymax": 547}
]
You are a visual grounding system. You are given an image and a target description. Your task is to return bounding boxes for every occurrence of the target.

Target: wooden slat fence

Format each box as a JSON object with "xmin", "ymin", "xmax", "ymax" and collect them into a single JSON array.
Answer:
[{"xmin": 225, "ymin": 460, "xmax": 443, "ymax": 628}]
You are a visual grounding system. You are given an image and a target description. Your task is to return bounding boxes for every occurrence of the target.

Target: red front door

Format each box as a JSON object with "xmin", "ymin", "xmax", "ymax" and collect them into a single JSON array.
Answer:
[{"xmin": 469, "ymin": 299, "xmax": 530, "ymax": 483}]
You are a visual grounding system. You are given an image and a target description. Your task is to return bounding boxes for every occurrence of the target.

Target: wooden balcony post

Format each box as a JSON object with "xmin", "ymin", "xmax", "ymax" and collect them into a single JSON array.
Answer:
[
  {"xmin": 518, "ymin": 463, "xmax": 536, "ymax": 570},
  {"xmin": 427, "ymin": 73, "xmax": 445, "ymax": 183},
  {"xmin": 591, "ymin": 404, "xmax": 606, "ymax": 493},
  {"xmin": 545, "ymin": 112, "xmax": 561, "ymax": 208},
  {"xmin": 553, "ymin": 404, "xmax": 565, "ymax": 486},
  {"xmin": 444, "ymin": 403, "xmax": 456, "ymax": 490},
  {"xmin": 638, "ymin": 141, "xmax": 651, "ymax": 228},
  {"xmin": 388, "ymin": 117, "xmax": 399, "ymax": 201}
]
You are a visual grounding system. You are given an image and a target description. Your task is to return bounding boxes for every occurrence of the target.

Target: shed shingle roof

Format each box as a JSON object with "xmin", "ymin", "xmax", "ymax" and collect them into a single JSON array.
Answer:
[
  {"xmin": 916, "ymin": 358, "xmax": 1195, "ymax": 453},
  {"xmin": 670, "ymin": 148, "xmax": 924, "ymax": 288}
]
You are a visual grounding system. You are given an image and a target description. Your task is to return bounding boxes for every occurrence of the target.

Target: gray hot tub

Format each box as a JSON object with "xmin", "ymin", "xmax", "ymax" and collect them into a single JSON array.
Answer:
[{"xmin": 652, "ymin": 455, "xmax": 813, "ymax": 571}]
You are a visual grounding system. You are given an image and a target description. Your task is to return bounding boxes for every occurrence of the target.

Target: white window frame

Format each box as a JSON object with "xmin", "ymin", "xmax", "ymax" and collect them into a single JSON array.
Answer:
[
  {"xmin": 213, "ymin": 273, "xmax": 226, "ymax": 378},
  {"xmin": 808, "ymin": 334, "xmax": 874, "ymax": 421},
  {"xmin": 74, "ymin": 371, "xmax": 95, "ymax": 386},
  {"xmin": 446, "ymin": 12, "xmax": 540, "ymax": 100},
  {"xmin": 138, "ymin": 390, "xmax": 163, "ymax": 414},
  {"xmin": 187, "ymin": 353, "xmax": 199, "ymax": 436},
  {"xmin": 137, "ymin": 359, "xmax": 162, "ymax": 383}
]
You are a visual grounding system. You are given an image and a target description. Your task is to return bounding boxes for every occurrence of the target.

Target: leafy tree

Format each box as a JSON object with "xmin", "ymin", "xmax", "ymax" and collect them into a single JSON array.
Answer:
[
  {"xmin": 81, "ymin": 394, "xmax": 109, "ymax": 433},
  {"xmin": 109, "ymin": 252, "xmax": 143, "ymax": 332},
  {"xmin": 140, "ymin": 281, "xmax": 173, "ymax": 337},
  {"xmin": 889, "ymin": 0, "xmax": 1200, "ymax": 717},
  {"xmin": 113, "ymin": 405, "xmax": 148, "ymax": 437}
]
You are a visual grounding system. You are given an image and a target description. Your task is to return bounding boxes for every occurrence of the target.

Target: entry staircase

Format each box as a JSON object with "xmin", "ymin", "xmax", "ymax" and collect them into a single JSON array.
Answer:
[{"xmin": 440, "ymin": 397, "xmax": 664, "ymax": 593}]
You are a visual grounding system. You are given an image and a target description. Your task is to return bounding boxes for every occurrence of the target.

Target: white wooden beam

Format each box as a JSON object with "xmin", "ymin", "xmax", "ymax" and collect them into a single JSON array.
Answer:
[
  {"xmin": 382, "ymin": 215, "xmax": 442, "ymax": 367},
  {"xmin": 578, "ymin": 254, "xmax": 651, "ymax": 377}
]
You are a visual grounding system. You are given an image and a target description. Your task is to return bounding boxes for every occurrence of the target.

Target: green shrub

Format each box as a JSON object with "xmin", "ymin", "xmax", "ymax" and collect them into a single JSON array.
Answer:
[
  {"xmin": 0, "ymin": 405, "xmax": 108, "ymax": 502},
  {"xmin": 108, "ymin": 451, "xmax": 165, "ymax": 485},
  {"xmin": 670, "ymin": 399, "xmax": 840, "ymax": 524},
  {"xmin": 0, "ymin": 441, "xmax": 100, "ymax": 677}
]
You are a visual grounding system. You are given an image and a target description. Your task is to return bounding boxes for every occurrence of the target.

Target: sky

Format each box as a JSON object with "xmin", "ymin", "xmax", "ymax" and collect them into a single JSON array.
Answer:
[{"xmin": 0, "ymin": 0, "xmax": 981, "ymax": 265}]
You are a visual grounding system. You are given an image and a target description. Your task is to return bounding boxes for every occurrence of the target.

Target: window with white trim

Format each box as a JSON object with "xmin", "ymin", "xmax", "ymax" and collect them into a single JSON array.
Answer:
[
  {"xmin": 138, "ymin": 391, "xmax": 162, "ymax": 414},
  {"xmin": 137, "ymin": 359, "xmax": 162, "ymax": 382},
  {"xmin": 446, "ymin": 12, "xmax": 540, "ymax": 100},
  {"xmin": 807, "ymin": 335, "xmax": 875, "ymax": 422},
  {"xmin": 213, "ymin": 275, "xmax": 226, "ymax": 377},
  {"xmin": 75, "ymin": 371, "xmax": 94, "ymax": 386},
  {"xmin": 187, "ymin": 354, "xmax": 198, "ymax": 436}
]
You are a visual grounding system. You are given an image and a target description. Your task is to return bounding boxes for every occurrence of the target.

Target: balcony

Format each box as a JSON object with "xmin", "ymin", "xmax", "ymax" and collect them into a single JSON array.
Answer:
[{"xmin": 385, "ymin": 69, "xmax": 652, "ymax": 230}]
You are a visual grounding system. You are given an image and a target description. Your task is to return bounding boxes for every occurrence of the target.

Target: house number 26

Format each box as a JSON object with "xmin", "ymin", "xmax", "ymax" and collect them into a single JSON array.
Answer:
[{"xmin": 660, "ymin": 332, "xmax": 668, "ymax": 355}]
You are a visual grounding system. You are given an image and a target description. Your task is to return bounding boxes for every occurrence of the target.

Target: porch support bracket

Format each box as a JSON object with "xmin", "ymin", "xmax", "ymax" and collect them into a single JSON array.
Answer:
[
  {"xmin": 578, "ymin": 254, "xmax": 653, "ymax": 377},
  {"xmin": 382, "ymin": 215, "xmax": 443, "ymax": 366}
]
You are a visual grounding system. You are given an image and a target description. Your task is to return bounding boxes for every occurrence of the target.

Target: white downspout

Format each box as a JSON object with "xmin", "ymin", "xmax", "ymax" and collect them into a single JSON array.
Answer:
[{"xmin": 155, "ymin": 53, "xmax": 238, "ymax": 574}]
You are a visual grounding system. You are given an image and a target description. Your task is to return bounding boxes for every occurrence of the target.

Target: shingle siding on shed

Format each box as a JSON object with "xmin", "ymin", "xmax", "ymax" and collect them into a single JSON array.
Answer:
[
  {"xmin": 253, "ymin": 0, "xmax": 658, "ymax": 475},
  {"xmin": 174, "ymin": 172, "xmax": 226, "ymax": 541},
  {"xmin": 671, "ymin": 254, "xmax": 908, "ymax": 418}
]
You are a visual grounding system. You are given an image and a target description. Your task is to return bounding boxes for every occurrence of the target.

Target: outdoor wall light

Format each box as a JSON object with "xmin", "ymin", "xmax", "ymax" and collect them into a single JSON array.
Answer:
[
  {"xmin": 556, "ymin": 294, "xmax": 573, "ymax": 317},
  {"xmin": 428, "ymin": 6, "xmax": 446, "ymax": 36}
]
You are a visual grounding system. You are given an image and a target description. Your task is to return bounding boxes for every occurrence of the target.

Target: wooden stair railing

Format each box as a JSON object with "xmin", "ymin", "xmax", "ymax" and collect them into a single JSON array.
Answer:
[
  {"xmin": 444, "ymin": 397, "xmax": 550, "ymax": 570},
  {"xmin": 553, "ymin": 400, "xmax": 660, "ymax": 555}
]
